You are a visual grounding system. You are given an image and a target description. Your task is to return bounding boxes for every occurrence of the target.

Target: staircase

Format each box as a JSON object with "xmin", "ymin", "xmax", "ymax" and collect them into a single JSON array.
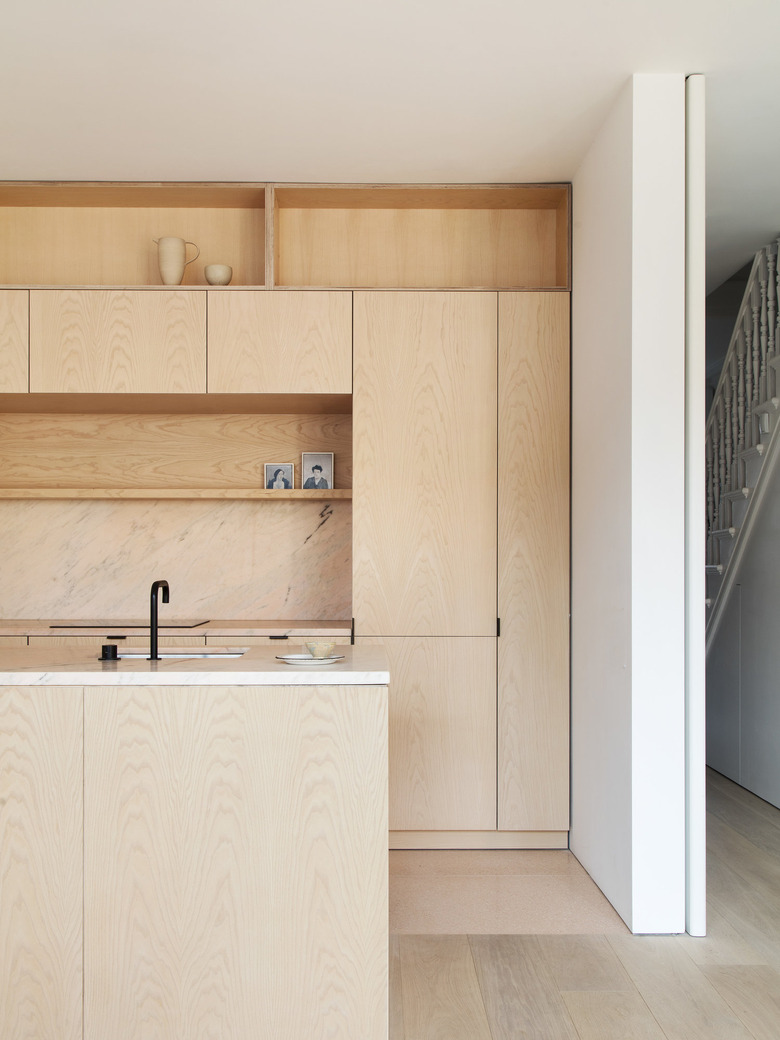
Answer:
[{"xmin": 706, "ymin": 239, "xmax": 780, "ymax": 651}]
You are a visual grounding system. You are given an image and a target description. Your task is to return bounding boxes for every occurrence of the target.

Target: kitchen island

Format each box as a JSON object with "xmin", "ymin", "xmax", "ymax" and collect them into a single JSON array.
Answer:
[{"xmin": 0, "ymin": 644, "xmax": 389, "ymax": 1040}]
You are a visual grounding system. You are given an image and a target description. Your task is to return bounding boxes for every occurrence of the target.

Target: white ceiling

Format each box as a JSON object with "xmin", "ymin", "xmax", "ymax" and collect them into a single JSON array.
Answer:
[{"xmin": 2, "ymin": 0, "xmax": 779, "ymax": 291}]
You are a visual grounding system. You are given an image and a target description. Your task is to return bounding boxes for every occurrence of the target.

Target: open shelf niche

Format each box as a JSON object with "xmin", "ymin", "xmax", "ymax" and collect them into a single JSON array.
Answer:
[
  {"xmin": 0, "ymin": 393, "xmax": 352, "ymax": 500},
  {"xmin": 0, "ymin": 181, "xmax": 570, "ymax": 291},
  {"xmin": 0, "ymin": 182, "xmax": 266, "ymax": 288}
]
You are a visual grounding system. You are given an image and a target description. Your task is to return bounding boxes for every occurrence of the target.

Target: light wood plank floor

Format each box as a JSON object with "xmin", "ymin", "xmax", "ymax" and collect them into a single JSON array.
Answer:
[{"xmin": 389, "ymin": 769, "xmax": 780, "ymax": 1039}]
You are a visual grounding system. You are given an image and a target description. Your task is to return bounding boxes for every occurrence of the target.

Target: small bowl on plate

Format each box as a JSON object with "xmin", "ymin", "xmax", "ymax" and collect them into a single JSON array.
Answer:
[{"xmin": 305, "ymin": 640, "xmax": 336, "ymax": 659}]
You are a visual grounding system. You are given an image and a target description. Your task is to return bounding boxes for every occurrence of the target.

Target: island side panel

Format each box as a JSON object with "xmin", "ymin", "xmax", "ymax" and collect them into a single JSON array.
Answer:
[
  {"xmin": 0, "ymin": 685, "xmax": 83, "ymax": 1040},
  {"xmin": 84, "ymin": 683, "xmax": 388, "ymax": 1040}
]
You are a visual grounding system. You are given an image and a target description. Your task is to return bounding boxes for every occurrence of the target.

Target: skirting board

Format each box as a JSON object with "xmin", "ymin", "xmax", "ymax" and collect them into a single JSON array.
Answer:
[{"xmin": 390, "ymin": 831, "xmax": 568, "ymax": 850}]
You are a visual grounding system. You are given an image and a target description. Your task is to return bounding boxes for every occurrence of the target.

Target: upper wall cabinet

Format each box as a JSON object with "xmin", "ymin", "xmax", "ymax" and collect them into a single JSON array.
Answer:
[
  {"xmin": 29, "ymin": 290, "xmax": 206, "ymax": 394},
  {"xmin": 353, "ymin": 291, "xmax": 498, "ymax": 636},
  {"xmin": 208, "ymin": 290, "xmax": 352, "ymax": 394},
  {"xmin": 0, "ymin": 289, "xmax": 28, "ymax": 392},
  {"xmin": 0, "ymin": 182, "xmax": 569, "ymax": 291},
  {"xmin": 272, "ymin": 185, "xmax": 570, "ymax": 289},
  {"xmin": 0, "ymin": 182, "xmax": 266, "ymax": 287}
]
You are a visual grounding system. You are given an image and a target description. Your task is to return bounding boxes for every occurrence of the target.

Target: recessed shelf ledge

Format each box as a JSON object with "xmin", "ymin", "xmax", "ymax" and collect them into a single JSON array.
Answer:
[{"xmin": 0, "ymin": 488, "xmax": 352, "ymax": 501}]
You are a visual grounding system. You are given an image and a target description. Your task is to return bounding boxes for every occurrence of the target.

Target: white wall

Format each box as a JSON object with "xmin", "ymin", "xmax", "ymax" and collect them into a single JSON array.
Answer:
[{"xmin": 571, "ymin": 74, "xmax": 688, "ymax": 933}]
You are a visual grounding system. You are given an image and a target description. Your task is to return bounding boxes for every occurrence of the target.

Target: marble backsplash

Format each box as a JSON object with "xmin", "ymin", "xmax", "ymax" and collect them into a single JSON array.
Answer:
[{"xmin": 0, "ymin": 499, "xmax": 351, "ymax": 620}]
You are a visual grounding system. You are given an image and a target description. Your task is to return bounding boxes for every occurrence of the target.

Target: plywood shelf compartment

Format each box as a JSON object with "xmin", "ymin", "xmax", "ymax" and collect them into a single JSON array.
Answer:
[
  {"xmin": 0, "ymin": 488, "xmax": 352, "ymax": 500},
  {"xmin": 0, "ymin": 392, "xmax": 352, "ymax": 416},
  {"xmin": 0, "ymin": 181, "xmax": 266, "ymax": 287},
  {"xmin": 0, "ymin": 411, "xmax": 352, "ymax": 491},
  {"xmin": 273, "ymin": 183, "xmax": 570, "ymax": 290}
]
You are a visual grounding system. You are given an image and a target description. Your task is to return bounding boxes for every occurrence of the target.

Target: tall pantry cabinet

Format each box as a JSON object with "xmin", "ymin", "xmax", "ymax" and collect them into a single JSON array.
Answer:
[
  {"xmin": 353, "ymin": 293, "xmax": 499, "ymax": 832},
  {"xmin": 353, "ymin": 289, "xmax": 570, "ymax": 846}
]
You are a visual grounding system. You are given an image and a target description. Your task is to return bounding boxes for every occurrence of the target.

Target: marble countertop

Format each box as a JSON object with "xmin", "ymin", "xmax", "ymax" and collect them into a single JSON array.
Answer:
[
  {"xmin": 0, "ymin": 644, "xmax": 389, "ymax": 686},
  {"xmin": 0, "ymin": 619, "xmax": 353, "ymax": 637}
]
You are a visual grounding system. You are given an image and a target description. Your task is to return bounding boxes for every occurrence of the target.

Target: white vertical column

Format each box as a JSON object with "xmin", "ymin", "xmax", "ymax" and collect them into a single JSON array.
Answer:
[
  {"xmin": 630, "ymin": 73, "xmax": 687, "ymax": 934},
  {"xmin": 685, "ymin": 71, "xmax": 707, "ymax": 937}
]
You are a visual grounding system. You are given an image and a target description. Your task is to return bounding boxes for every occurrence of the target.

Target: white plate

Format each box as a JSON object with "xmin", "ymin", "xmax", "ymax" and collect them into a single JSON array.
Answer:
[{"xmin": 276, "ymin": 654, "xmax": 345, "ymax": 666}]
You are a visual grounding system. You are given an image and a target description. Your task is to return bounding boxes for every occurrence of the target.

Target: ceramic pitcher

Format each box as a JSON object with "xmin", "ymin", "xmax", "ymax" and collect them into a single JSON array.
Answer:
[{"xmin": 153, "ymin": 236, "xmax": 200, "ymax": 285}]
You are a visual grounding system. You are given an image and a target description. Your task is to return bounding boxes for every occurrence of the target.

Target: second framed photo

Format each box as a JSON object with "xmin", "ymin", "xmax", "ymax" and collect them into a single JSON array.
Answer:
[
  {"xmin": 301, "ymin": 452, "xmax": 334, "ymax": 490},
  {"xmin": 264, "ymin": 463, "xmax": 294, "ymax": 490}
]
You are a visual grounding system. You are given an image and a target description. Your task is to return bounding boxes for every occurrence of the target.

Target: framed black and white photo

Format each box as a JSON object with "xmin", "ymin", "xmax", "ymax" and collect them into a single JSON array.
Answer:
[
  {"xmin": 301, "ymin": 452, "xmax": 334, "ymax": 490},
  {"xmin": 264, "ymin": 463, "xmax": 294, "ymax": 490}
]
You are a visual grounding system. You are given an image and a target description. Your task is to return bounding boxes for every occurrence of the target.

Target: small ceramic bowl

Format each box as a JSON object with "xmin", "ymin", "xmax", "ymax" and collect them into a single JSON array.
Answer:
[
  {"xmin": 305, "ymin": 640, "xmax": 336, "ymax": 659},
  {"xmin": 204, "ymin": 264, "xmax": 233, "ymax": 285}
]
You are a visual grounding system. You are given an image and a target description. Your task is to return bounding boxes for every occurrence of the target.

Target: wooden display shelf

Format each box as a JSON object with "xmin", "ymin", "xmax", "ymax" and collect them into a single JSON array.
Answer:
[
  {"xmin": 0, "ymin": 182, "xmax": 266, "ymax": 287},
  {"xmin": 271, "ymin": 183, "xmax": 570, "ymax": 290},
  {"xmin": 0, "ymin": 392, "xmax": 353, "ymax": 415},
  {"xmin": 0, "ymin": 181, "xmax": 571, "ymax": 291},
  {"xmin": 0, "ymin": 488, "xmax": 352, "ymax": 500}
]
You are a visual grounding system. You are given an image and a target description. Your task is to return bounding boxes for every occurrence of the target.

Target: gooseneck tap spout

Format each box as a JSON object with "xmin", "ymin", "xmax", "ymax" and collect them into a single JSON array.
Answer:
[{"xmin": 149, "ymin": 580, "xmax": 170, "ymax": 661}]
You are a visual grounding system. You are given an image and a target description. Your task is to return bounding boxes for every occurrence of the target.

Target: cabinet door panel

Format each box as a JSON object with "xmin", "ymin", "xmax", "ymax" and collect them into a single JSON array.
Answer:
[
  {"xmin": 30, "ymin": 290, "xmax": 206, "ymax": 393},
  {"xmin": 84, "ymin": 684, "xmax": 387, "ymax": 1040},
  {"xmin": 208, "ymin": 290, "xmax": 351, "ymax": 394},
  {"xmin": 353, "ymin": 292, "xmax": 497, "ymax": 636},
  {"xmin": 0, "ymin": 686, "xmax": 82, "ymax": 1040},
  {"xmin": 498, "ymin": 292, "xmax": 570, "ymax": 830},
  {"xmin": 0, "ymin": 289, "xmax": 28, "ymax": 393},
  {"xmin": 359, "ymin": 636, "xmax": 496, "ymax": 831}
]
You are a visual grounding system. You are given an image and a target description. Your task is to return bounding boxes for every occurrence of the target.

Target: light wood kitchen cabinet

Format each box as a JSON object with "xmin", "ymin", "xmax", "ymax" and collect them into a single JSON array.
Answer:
[
  {"xmin": 208, "ymin": 290, "xmax": 352, "ymax": 394},
  {"xmin": 29, "ymin": 635, "xmax": 207, "ymax": 649},
  {"xmin": 0, "ymin": 685, "xmax": 82, "ymax": 1040},
  {"xmin": 358, "ymin": 636, "xmax": 496, "ymax": 831},
  {"xmin": 0, "ymin": 289, "xmax": 28, "ymax": 393},
  {"xmin": 29, "ymin": 290, "xmax": 206, "ymax": 393},
  {"xmin": 498, "ymin": 292, "xmax": 570, "ymax": 830},
  {"xmin": 353, "ymin": 291, "xmax": 497, "ymax": 636},
  {"xmin": 84, "ymin": 683, "xmax": 387, "ymax": 1040}
]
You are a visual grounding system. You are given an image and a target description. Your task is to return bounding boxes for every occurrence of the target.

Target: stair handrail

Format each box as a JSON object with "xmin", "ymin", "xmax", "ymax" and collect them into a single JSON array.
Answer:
[{"xmin": 706, "ymin": 237, "xmax": 780, "ymax": 645}]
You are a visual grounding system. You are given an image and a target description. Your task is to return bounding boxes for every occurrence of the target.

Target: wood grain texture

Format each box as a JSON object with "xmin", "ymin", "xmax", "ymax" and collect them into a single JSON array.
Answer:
[
  {"xmin": 0, "ymin": 488, "xmax": 353, "ymax": 500},
  {"xmin": 0, "ymin": 182, "xmax": 266, "ymax": 208},
  {"xmin": 607, "ymin": 936, "xmax": 755, "ymax": 1040},
  {"xmin": 353, "ymin": 292, "xmax": 497, "ymax": 636},
  {"xmin": 470, "ymin": 935, "xmax": 580, "ymax": 1040},
  {"xmin": 560, "ymin": 991, "xmax": 667, "ymax": 1040},
  {"xmin": 208, "ymin": 290, "xmax": 352, "ymax": 394},
  {"xmin": 29, "ymin": 290, "xmax": 206, "ymax": 393},
  {"xmin": 536, "ymin": 935, "xmax": 634, "ymax": 992},
  {"xmin": 700, "ymin": 965, "xmax": 780, "ymax": 1040},
  {"xmin": 84, "ymin": 683, "xmax": 388, "ymax": 1040},
  {"xmin": 0, "ymin": 204, "xmax": 264, "ymax": 285},
  {"xmin": 0, "ymin": 685, "xmax": 82, "ymax": 1040},
  {"xmin": 358, "ymin": 636, "xmax": 496, "ymax": 831},
  {"xmin": 28, "ymin": 635, "xmax": 206, "ymax": 648},
  {"xmin": 0, "ymin": 290, "xmax": 28, "ymax": 393},
  {"xmin": 0, "ymin": 392, "xmax": 353, "ymax": 415},
  {"xmin": 389, "ymin": 935, "xmax": 405, "ymax": 1040},
  {"xmin": 205, "ymin": 634, "xmax": 351, "ymax": 647},
  {"xmin": 498, "ymin": 292, "xmax": 570, "ymax": 830},
  {"xmin": 0, "ymin": 636, "xmax": 27, "ymax": 646},
  {"xmin": 389, "ymin": 830, "xmax": 568, "ymax": 849},
  {"xmin": 0, "ymin": 411, "xmax": 351, "ymax": 489},
  {"xmin": 277, "ymin": 207, "xmax": 563, "ymax": 288},
  {"xmin": 398, "ymin": 936, "xmax": 492, "ymax": 1040},
  {"xmin": 274, "ymin": 184, "xmax": 569, "ymax": 210}
]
